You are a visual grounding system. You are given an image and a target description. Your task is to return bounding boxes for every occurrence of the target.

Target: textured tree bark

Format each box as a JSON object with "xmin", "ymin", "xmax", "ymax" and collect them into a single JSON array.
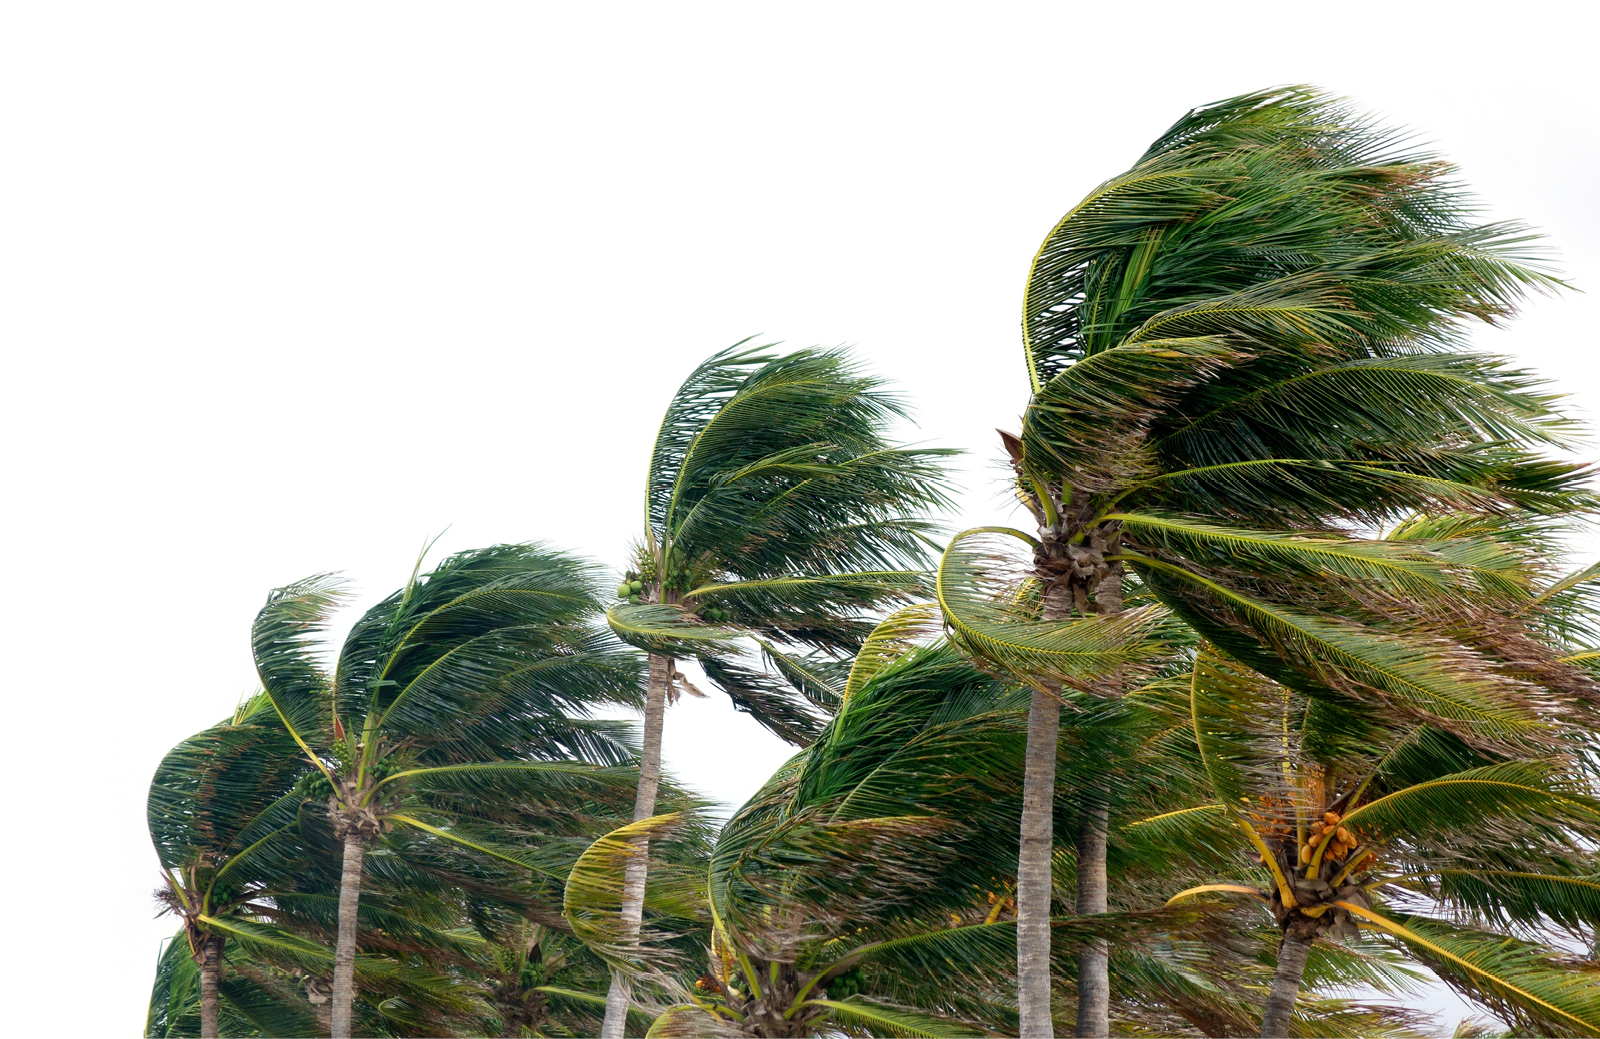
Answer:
[
  {"xmin": 600, "ymin": 652, "xmax": 672, "ymax": 1039},
  {"xmin": 197, "ymin": 934, "xmax": 222, "ymax": 1039},
  {"xmin": 1073, "ymin": 803, "xmax": 1110, "ymax": 1037},
  {"xmin": 1075, "ymin": 563, "xmax": 1121, "ymax": 1038},
  {"xmin": 1017, "ymin": 685, "xmax": 1062, "ymax": 1039},
  {"xmin": 1259, "ymin": 932, "xmax": 1313, "ymax": 1038},
  {"xmin": 331, "ymin": 834, "xmax": 367, "ymax": 1038}
]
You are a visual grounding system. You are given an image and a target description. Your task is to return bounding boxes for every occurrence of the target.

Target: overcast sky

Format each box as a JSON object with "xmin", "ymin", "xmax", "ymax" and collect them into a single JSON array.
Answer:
[{"xmin": 3, "ymin": 3, "xmax": 1595, "ymax": 1032}]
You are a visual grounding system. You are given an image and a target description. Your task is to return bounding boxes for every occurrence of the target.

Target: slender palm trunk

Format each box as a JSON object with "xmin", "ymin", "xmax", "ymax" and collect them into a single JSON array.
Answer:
[
  {"xmin": 1073, "ymin": 804, "xmax": 1109, "ymax": 1037},
  {"xmin": 197, "ymin": 934, "xmax": 222, "ymax": 1039},
  {"xmin": 600, "ymin": 651, "xmax": 672, "ymax": 1039},
  {"xmin": 331, "ymin": 833, "xmax": 366, "ymax": 1038},
  {"xmin": 1017, "ymin": 685, "xmax": 1062, "ymax": 1038},
  {"xmin": 1075, "ymin": 567, "xmax": 1121, "ymax": 1038},
  {"xmin": 1259, "ymin": 932, "xmax": 1312, "ymax": 1038}
]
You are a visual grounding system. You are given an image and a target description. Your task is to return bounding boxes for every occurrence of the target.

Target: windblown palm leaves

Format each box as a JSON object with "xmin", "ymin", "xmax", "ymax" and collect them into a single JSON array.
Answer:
[
  {"xmin": 609, "ymin": 340, "xmax": 956, "ymax": 742},
  {"xmin": 576, "ymin": 641, "xmax": 1037, "ymax": 1037},
  {"xmin": 1140, "ymin": 644, "xmax": 1600, "ymax": 1036},
  {"xmin": 146, "ymin": 693, "xmax": 511, "ymax": 1038},
  {"xmin": 147, "ymin": 693, "xmax": 331, "ymax": 1037},
  {"xmin": 574, "ymin": 630, "xmax": 1419, "ymax": 1038},
  {"xmin": 252, "ymin": 542, "xmax": 644, "ymax": 1037},
  {"xmin": 596, "ymin": 342, "xmax": 956, "ymax": 1035},
  {"xmin": 939, "ymin": 85, "xmax": 1593, "ymax": 1037},
  {"xmin": 1005, "ymin": 85, "xmax": 1588, "ymax": 735}
]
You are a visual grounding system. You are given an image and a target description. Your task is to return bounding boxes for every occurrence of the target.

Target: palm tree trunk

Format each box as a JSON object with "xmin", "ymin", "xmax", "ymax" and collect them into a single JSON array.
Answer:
[
  {"xmin": 1073, "ymin": 803, "xmax": 1109, "ymax": 1037},
  {"xmin": 1075, "ymin": 565, "xmax": 1122, "ymax": 1038},
  {"xmin": 331, "ymin": 833, "xmax": 366, "ymax": 1038},
  {"xmin": 1259, "ymin": 932, "xmax": 1312, "ymax": 1038},
  {"xmin": 1017, "ymin": 685, "xmax": 1061, "ymax": 1038},
  {"xmin": 197, "ymin": 934, "xmax": 222, "ymax": 1039},
  {"xmin": 600, "ymin": 651, "xmax": 672, "ymax": 1039}
]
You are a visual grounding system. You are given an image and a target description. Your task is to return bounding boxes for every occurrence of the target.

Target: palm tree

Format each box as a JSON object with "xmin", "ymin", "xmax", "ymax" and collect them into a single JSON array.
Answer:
[
  {"xmin": 252, "ymin": 542, "xmax": 644, "ymax": 1037},
  {"xmin": 1150, "ymin": 647, "xmax": 1600, "ymax": 1036},
  {"xmin": 147, "ymin": 695, "xmax": 489, "ymax": 1037},
  {"xmin": 148, "ymin": 693, "xmax": 326, "ymax": 1038},
  {"xmin": 596, "ymin": 342, "xmax": 956, "ymax": 1036},
  {"xmin": 940, "ymin": 86, "xmax": 1587, "ymax": 1036}
]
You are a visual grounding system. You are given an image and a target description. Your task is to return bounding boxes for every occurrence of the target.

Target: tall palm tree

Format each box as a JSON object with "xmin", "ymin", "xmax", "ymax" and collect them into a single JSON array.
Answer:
[
  {"xmin": 252, "ymin": 542, "xmax": 643, "ymax": 1037},
  {"xmin": 940, "ymin": 86, "xmax": 1588, "ymax": 1037},
  {"xmin": 597, "ymin": 342, "xmax": 956, "ymax": 1036}
]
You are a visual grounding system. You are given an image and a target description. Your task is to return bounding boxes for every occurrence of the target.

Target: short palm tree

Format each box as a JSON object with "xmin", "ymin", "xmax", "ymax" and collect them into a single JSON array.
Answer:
[
  {"xmin": 146, "ymin": 931, "xmax": 321, "ymax": 1038},
  {"xmin": 252, "ymin": 542, "xmax": 643, "ymax": 1037},
  {"xmin": 597, "ymin": 342, "xmax": 955, "ymax": 1035},
  {"xmin": 1151, "ymin": 647, "xmax": 1600, "ymax": 1036},
  {"xmin": 940, "ymin": 86, "xmax": 1587, "ymax": 1036},
  {"xmin": 148, "ymin": 695, "xmax": 323, "ymax": 1037}
]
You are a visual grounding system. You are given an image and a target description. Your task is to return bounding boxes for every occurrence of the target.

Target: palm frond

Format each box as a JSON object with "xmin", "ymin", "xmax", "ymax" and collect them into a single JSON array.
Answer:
[
  {"xmin": 606, "ymin": 603, "xmax": 741, "ymax": 656},
  {"xmin": 937, "ymin": 527, "xmax": 1170, "ymax": 691}
]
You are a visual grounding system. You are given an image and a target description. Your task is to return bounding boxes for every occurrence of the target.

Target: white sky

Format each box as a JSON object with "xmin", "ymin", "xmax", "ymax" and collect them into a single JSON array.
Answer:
[{"xmin": 3, "ymin": 2, "xmax": 1595, "ymax": 1033}]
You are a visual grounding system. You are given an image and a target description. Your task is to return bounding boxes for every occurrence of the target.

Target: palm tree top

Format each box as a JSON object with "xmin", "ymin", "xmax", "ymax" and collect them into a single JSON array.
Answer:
[{"xmin": 641, "ymin": 340, "xmax": 956, "ymax": 591}]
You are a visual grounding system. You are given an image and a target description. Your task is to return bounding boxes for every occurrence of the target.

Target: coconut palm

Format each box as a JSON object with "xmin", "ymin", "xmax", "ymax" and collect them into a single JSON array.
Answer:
[
  {"xmin": 148, "ymin": 693, "xmax": 330, "ymax": 1037},
  {"xmin": 939, "ymin": 86, "xmax": 1590, "ymax": 1036},
  {"xmin": 1148, "ymin": 647, "xmax": 1600, "ymax": 1036},
  {"xmin": 147, "ymin": 695, "xmax": 487, "ymax": 1037},
  {"xmin": 252, "ymin": 542, "xmax": 644, "ymax": 1037},
  {"xmin": 596, "ymin": 342, "xmax": 956, "ymax": 1036}
]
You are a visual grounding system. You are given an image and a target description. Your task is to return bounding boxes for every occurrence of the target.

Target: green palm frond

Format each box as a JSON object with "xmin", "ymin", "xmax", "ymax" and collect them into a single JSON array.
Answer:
[
  {"xmin": 251, "ymin": 574, "xmax": 345, "ymax": 755},
  {"xmin": 754, "ymin": 639, "xmax": 849, "ymax": 713},
  {"xmin": 1135, "ymin": 458, "xmax": 1530, "ymax": 528},
  {"xmin": 563, "ymin": 813, "xmax": 700, "ymax": 961},
  {"xmin": 1430, "ymin": 870, "xmax": 1600, "ymax": 934},
  {"xmin": 1134, "ymin": 556, "xmax": 1552, "ymax": 742},
  {"xmin": 937, "ymin": 527, "xmax": 1170, "ymax": 691},
  {"xmin": 1342, "ymin": 761, "xmax": 1600, "ymax": 851},
  {"xmin": 645, "ymin": 1003, "xmax": 741, "ymax": 1038},
  {"xmin": 1343, "ymin": 906, "xmax": 1600, "ymax": 1037},
  {"xmin": 147, "ymin": 695, "xmax": 312, "ymax": 874},
  {"xmin": 606, "ymin": 603, "xmax": 741, "ymax": 656},
  {"xmin": 686, "ymin": 571, "xmax": 928, "ymax": 626},
  {"xmin": 649, "ymin": 344, "xmax": 953, "ymax": 572},
  {"xmin": 1020, "ymin": 336, "xmax": 1245, "ymax": 486},
  {"xmin": 843, "ymin": 603, "xmax": 942, "ymax": 701},
  {"xmin": 805, "ymin": 997, "xmax": 987, "ymax": 1038},
  {"xmin": 1114, "ymin": 512, "xmax": 1462, "ymax": 596},
  {"xmin": 1152, "ymin": 353, "xmax": 1574, "ymax": 474}
]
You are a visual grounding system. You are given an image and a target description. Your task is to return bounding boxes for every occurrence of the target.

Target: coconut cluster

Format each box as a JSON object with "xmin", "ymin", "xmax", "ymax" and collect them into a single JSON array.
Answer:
[
  {"xmin": 615, "ymin": 576, "xmax": 646, "ymax": 604},
  {"xmin": 1300, "ymin": 810, "xmax": 1373, "ymax": 871}
]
